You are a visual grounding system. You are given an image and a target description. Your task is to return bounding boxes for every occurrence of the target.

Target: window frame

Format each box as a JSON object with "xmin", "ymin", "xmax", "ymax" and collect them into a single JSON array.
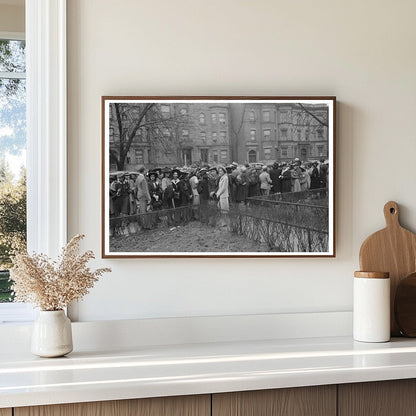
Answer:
[{"xmin": 0, "ymin": 1, "xmax": 67, "ymax": 324}]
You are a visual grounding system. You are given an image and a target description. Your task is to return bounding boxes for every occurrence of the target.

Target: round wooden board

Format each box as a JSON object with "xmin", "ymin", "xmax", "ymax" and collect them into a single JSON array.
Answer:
[{"xmin": 395, "ymin": 272, "xmax": 416, "ymax": 337}]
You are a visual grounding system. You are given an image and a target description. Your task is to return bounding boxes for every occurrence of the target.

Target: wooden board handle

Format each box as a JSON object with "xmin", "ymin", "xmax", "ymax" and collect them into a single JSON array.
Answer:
[{"xmin": 384, "ymin": 201, "xmax": 400, "ymax": 228}]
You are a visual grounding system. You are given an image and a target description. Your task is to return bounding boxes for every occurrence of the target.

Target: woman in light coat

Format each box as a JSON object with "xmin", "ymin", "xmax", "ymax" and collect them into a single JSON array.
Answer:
[{"xmin": 215, "ymin": 166, "xmax": 229, "ymax": 212}]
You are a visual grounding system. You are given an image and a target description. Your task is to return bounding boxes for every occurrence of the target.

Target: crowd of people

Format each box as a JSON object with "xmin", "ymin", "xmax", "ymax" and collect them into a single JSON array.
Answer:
[{"xmin": 109, "ymin": 159, "xmax": 329, "ymax": 218}]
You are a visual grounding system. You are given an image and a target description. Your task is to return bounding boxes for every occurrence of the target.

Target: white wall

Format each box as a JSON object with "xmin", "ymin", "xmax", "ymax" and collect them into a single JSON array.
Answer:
[{"xmin": 67, "ymin": 0, "xmax": 416, "ymax": 322}]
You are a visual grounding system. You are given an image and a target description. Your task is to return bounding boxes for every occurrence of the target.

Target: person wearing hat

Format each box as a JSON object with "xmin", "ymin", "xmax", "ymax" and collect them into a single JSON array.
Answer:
[
  {"xmin": 127, "ymin": 173, "xmax": 137, "ymax": 215},
  {"xmin": 319, "ymin": 159, "xmax": 328, "ymax": 188},
  {"xmin": 259, "ymin": 165, "xmax": 272, "ymax": 196},
  {"xmin": 109, "ymin": 174, "xmax": 116, "ymax": 216},
  {"xmin": 280, "ymin": 163, "xmax": 292, "ymax": 193},
  {"xmin": 148, "ymin": 170, "xmax": 163, "ymax": 210},
  {"xmin": 215, "ymin": 166, "xmax": 230, "ymax": 213},
  {"xmin": 235, "ymin": 166, "xmax": 249, "ymax": 205},
  {"xmin": 291, "ymin": 160, "xmax": 302, "ymax": 192},
  {"xmin": 188, "ymin": 170, "xmax": 200, "ymax": 207},
  {"xmin": 171, "ymin": 169, "xmax": 182, "ymax": 207},
  {"xmin": 197, "ymin": 169, "xmax": 210, "ymax": 205},
  {"xmin": 269, "ymin": 162, "xmax": 282, "ymax": 194},
  {"xmin": 309, "ymin": 162, "xmax": 320, "ymax": 189},
  {"xmin": 112, "ymin": 173, "xmax": 130, "ymax": 217},
  {"xmin": 135, "ymin": 167, "xmax": 151, "ymax": 226},
  {"xmin": 207, "ymin": 167, "xmax": 219, "ymax": 203}
]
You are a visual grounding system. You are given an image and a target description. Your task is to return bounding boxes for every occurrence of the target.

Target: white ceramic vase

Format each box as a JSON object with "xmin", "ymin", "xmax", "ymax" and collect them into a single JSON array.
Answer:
[{"xmin": 31, "ymin": 310, "xmax": 73, "ymax": 357}]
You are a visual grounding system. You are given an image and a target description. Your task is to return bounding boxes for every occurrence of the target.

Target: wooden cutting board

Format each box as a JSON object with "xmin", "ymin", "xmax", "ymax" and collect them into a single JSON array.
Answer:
[
  {"xmin": 395, "ymin": 272, "xmax": 416, "ymax": 337},
  {"xmin": 359, "ymin": 201, "xmax": 416, "ymax": 336}
]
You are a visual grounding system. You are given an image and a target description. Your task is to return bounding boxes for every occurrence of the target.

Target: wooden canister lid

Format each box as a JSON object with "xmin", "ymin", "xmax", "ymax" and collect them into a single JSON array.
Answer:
[{"xmin": 354, "ymin": 271, "xmax": 390, "ymax": 279}]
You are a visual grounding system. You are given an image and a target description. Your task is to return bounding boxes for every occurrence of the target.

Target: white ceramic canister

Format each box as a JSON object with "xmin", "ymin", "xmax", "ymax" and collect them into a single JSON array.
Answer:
[
  {"xmin": 31, "ymin": 310, "xmax": 73, "ymax": 357},
  {"xmin": 353, "ymin": 271, "xmax": 390, "ymax": 342}
]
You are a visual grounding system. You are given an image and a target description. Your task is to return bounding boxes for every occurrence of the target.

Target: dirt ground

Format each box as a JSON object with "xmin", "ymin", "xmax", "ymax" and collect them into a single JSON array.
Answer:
[{"xmin": 110, "ymin": 221, "xmax": 270, "ymax": 253}]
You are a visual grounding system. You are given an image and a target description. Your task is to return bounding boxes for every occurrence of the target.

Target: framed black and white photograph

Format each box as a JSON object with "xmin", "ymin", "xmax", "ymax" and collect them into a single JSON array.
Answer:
[{"xmin": 102, "ymin": 96, "xmax": 335, "ymax": 258}]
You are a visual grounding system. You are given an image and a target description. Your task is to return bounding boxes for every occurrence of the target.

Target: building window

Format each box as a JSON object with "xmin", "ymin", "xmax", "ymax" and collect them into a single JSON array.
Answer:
[
  {"xmin": 317, "ymin": 145, "xmax": 324, "ymax": 156},
  {"xmin": 219, "ymin": 112, "xmax": 226, "ymax": 124},
  {"xmin": 182, "ymin": 129, "xmax": 189, "ymax": 139},
  {"xmin": 200, "ymin": 131, "xmax": 206, "ymax": 141},
  {"xmin": 109, "ymin": 127, "xmax": 114, "ymax": 142},
  {"xmin": 297, "ymin": 129, "xmax": 301, "ymax": 141},
  {"xmin": 280, "ymin": 111, "xmax": 288, "ymax": 123},
  {"xmin": 200, "ymin": 148, "xmax": 208, "ymax": 163},
  {"xmin": 135, "ymin": 149, "xmax": 144, "ymax": 163},
  {"xmin": 137, "ymin": 127, "xmax": 146, "ymax": 142},
  {"xmin": 212, "ymin": 151, "xmax": 218, "ymax": 163},
  {"xmin": 248, "ymin": 110, "xmax": 255, "ymax": 122},
  {"xmin": 301, "ymin": 148, "xmax": 308, "ymax": 160},
  {"xmin": 264, "ymin": 148, "xmax": 272, "ymax": 160},
  {"xmin": 250, "ymin": 129, "xmax": 256, "ymax": 140},
  {"xmin": 263, "ymin": 129, "xmax": 271, "ymax": 140},
  {"xmin": 199, "ymin": 113, "xmax": 205, "ymax": 124},
  {"xmin": 212, "ymin": 132, "xmax": 217, "ymax": 142},
  {"xmin": 211, "ymin": 113, "xmax": 217, "ymax": 124},
  {"xmin": 317, "ymin": 128, "xmax": 323, "ymax": 139},
  {"xmin": 160, "ymin": 104, "xmax": 170, "ymax": 118},
  {"xmin": 182, "ymin": 149, "xmax": 192, "ymax": 166},
  {"xmin": 305, "ymin": 129, "xmax": 309, "ymax": 141},
  {"xmin": 248, "ymin": 150, "xmax": 257, "ymax": 163},
  {"xmin": 220, "ymin": 131, "xmax": 226, "ymax": 141},
  {"xmin": 281, "ymin": 147, "xmax": 288, "ymax": 158},
  {"xmin": 220, "ymin": 149, "xmax": 228, "ymax": 162},
  {"xmin": 280, "ymin": 129, "xmax": 288, "ymax": 140},
  {"xmin": 263, "ymin": 111, "xmax": 270, "ymax": 122}
]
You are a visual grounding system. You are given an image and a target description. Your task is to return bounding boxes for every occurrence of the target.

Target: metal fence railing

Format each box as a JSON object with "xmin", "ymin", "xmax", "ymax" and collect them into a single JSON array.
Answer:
[
  {"xmin": 109, "ymin": 195, "xmax": 329, "ymax": 252},
  {"xmin": 228, "ymin": 209, "xmax": 328, "ymax": 252},
  {"xmin": 249, "ymin": 188, "xmax": 329, "ymax": 206},
  {"xmin": 110, "ymin": 205, "xmax": 198, "ymax": 236}
]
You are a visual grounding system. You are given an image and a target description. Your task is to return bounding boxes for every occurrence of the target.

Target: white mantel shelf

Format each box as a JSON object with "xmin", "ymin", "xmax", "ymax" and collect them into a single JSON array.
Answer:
[{"xmin": 2, "ymin": 335, "xmax": 416, "ymax": 409}]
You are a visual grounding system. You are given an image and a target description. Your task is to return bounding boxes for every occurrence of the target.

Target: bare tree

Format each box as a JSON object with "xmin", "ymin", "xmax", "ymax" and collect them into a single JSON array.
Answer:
[
  {"xmin": 297, "ymin": 103, "xmax": 328, "ymax": 127},
  {"xmin": 111, "ymin": 103, "xmax": 154, "ymax": 170},
  {"xmin": 110, "ymin": 103, "xmax": 192, "ymax": 170}
]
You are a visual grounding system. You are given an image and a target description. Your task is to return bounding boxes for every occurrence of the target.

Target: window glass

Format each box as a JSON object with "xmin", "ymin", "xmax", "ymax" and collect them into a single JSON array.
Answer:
[
  {"xmin": 0, "ymin": 39, "xmax": 27, "ymax": 304},
  {"xmin": 160, "ymin": 104, "xmax": 170, "ymax": 118},
  {"xmin": 264, "ymin": 148, "xmax": 271, "ymax": 159}
]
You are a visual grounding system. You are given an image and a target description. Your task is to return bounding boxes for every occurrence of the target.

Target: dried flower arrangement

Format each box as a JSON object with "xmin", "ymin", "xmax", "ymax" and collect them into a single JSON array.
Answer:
[{"xmin": 10, "ymin": 234, "xmax": 111, "ymax": 311}]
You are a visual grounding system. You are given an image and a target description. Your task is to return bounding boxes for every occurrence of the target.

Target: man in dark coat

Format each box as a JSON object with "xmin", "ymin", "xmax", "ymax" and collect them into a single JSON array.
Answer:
[
  {"xmin": 319, "ymin": 160, "xmax": 328, "ymax": 188},
  {"xmin": 269, "ymin": 162, "xmax": 282, "ymax": 194},
  {"xmin": 280, "ymin": 164, "xmax": 292, "ymax": 193},
  {"xmin": 310, "ymin": 162, "xmax": 320, "ymax": 189}
]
